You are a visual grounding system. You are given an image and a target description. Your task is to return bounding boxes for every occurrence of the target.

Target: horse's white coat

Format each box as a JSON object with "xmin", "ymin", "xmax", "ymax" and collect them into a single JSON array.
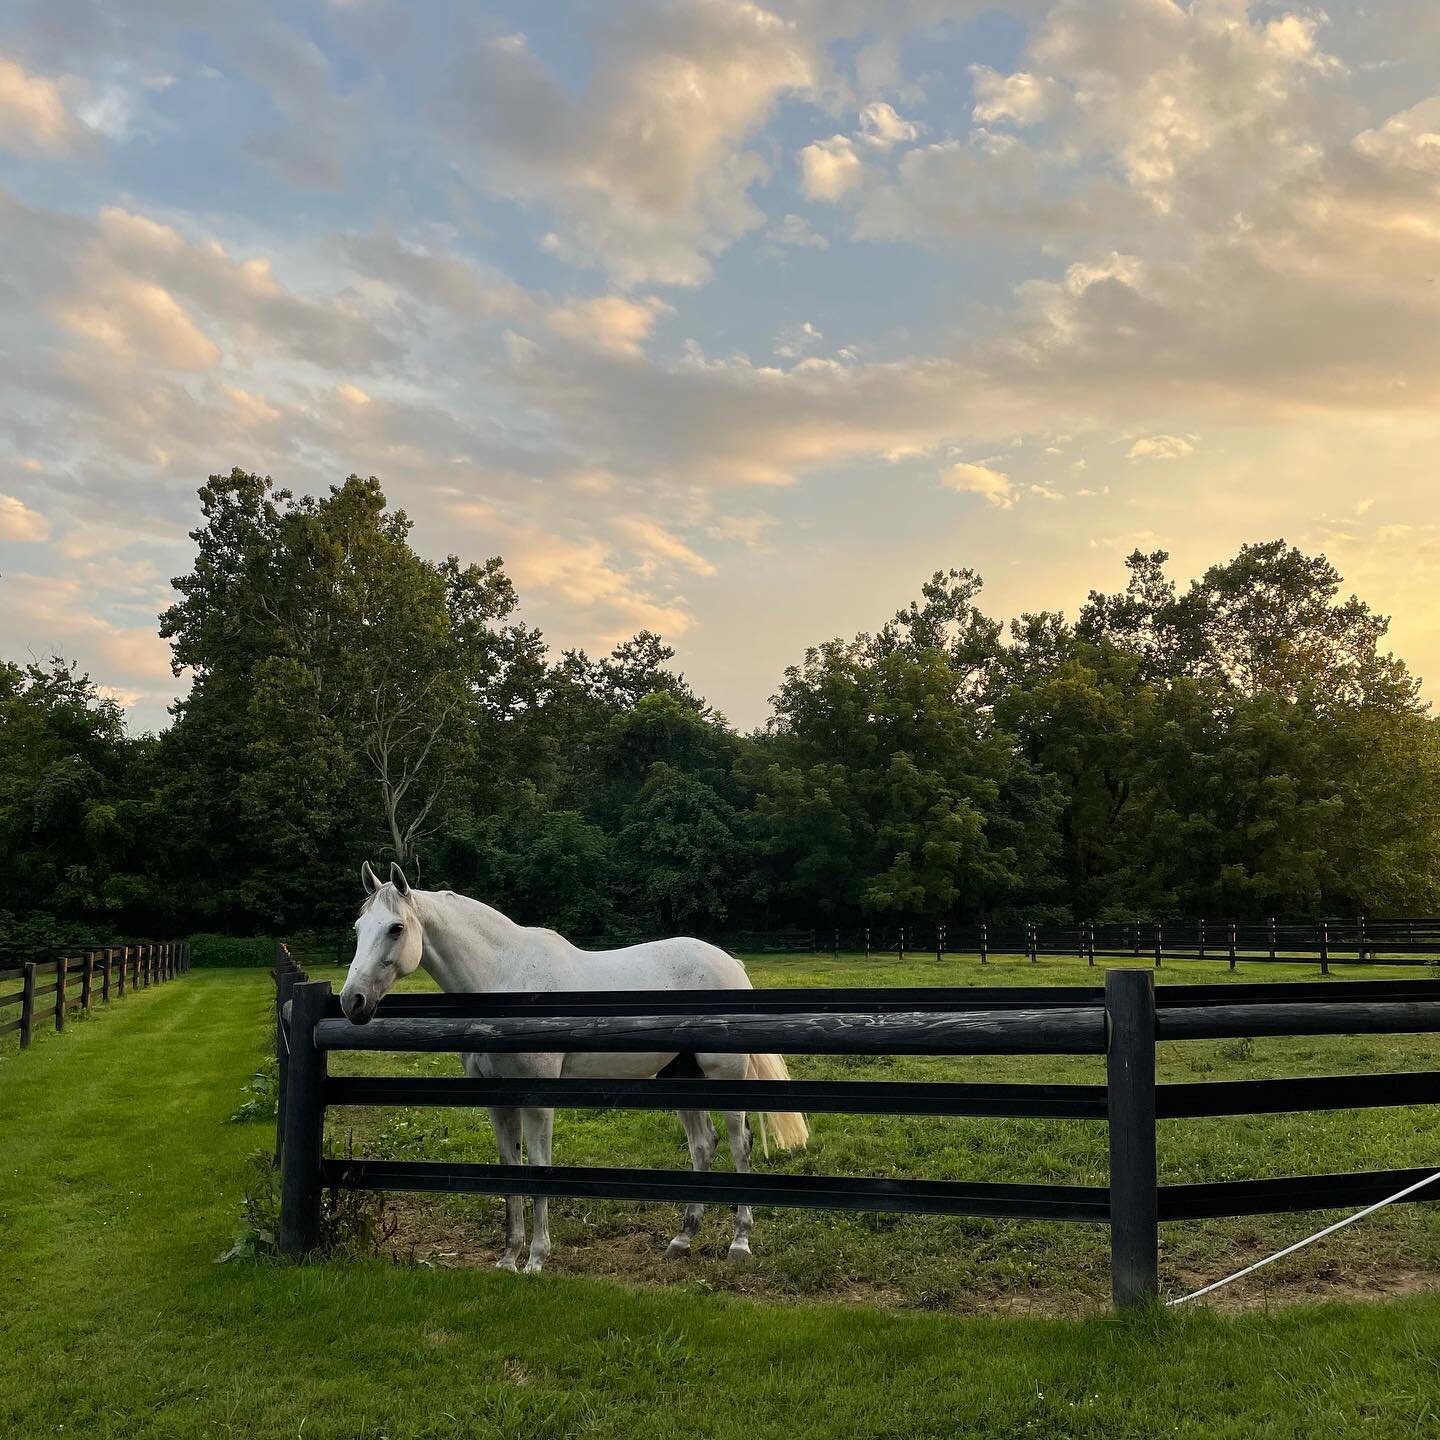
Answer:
[{"xmin": 341, "ymin": 865, "xmax": 806, "ymax": 1272}]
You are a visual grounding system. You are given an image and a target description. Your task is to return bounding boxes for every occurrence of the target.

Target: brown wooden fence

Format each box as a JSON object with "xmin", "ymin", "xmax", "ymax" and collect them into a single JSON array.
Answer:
[{"xmin": 0, "ymin": 941, "xmax": 190, "ymax": 1050}]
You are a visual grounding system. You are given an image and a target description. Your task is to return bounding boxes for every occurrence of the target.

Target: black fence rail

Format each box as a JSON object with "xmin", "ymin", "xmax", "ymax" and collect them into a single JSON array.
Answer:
[
  {"xmin": 275, "ymin": 969, "xmax": 1440, "ymax": 1307},
  {"xmin": 0, "ymin": 941, "xmax": 189, "ymax": 1050}
]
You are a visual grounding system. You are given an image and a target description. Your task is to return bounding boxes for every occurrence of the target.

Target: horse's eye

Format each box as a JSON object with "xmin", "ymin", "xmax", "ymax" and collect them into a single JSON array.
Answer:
[{"xmin": 389, "ymin": 923, "xmax": 404, "ymax": 936}]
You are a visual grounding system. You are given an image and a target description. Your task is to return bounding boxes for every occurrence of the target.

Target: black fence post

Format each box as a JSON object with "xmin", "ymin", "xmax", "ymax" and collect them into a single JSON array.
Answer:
[
  {"xmin": 1198, "ymin": 918, "xmax": 1206, "ymax": 959},
  {"xmin": 19, "ymin": 962, "xmax": 35, "ymax": 1049},
  {"xmin": 833, "ymin": 926, "xmax": 839, "ymax": 959},
  {"xmin": 1319, "ymin": 918, "xmax": 1330, "ymax": 977},
  {"xmin": 864, "ymin": 927, "xmax": 870, "ymax": 961},
  {"xmin": 1107, "ymin": 968, "xmax": 1159, "ymax": 1308},
  {"xmin": 1357, "ymin": 914, "xmax": 1367, "ymax": 964},
  {"xmin": 1228, "ymin": 921, "xmax": 1237, "ymax": 972},
  {"xmin": 1268, "ymin": 915, "xmax": 1276, "ymax": 962},
  {"xmin": 979, "ymin": 922, "xmax": 988, "ymax": 965},
  {"xmin": 935, "ymin": 924, "xmax": 944, "ymax": 963},
  {"xmin": 1028, "ymin": 922, "xmax": 1038, "ymax": 965},
  {"xmin": 1153, "ymin": 923, "xmax": 1162, "ymax": 970},
  {"xmin": 279, "ymin": 979, "xmax": 331, "ymax": 1256},
  {"xmin": 1086, "ymin": 920, "xmax": 1096, "ymax": 967},
  {"xmin": 898, "ymin": 926, "xmax": 905, "ymax": 963}
]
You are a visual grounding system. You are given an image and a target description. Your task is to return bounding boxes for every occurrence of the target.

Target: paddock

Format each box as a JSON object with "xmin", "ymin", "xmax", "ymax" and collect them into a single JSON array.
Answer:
[{"xmin": 275, "ymin": 948, "xmax": 1440, "ymax": 1309}]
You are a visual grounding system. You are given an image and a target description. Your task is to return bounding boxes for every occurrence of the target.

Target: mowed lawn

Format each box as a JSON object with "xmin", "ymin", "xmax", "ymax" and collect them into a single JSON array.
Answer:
[{"xmin": 0, "ymin": 965, "xmax": 1438, "ymax": 1439}]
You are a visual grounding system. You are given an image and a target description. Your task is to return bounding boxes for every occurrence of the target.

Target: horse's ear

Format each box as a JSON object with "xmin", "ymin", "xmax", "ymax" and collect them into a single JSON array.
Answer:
[
  {"xmin": 390, "ymin": 862, "xmax": 411, "ymax": 897},
  {"xmin": 361, "ymin": 860, "xmax": 382, "ymax": 894}
]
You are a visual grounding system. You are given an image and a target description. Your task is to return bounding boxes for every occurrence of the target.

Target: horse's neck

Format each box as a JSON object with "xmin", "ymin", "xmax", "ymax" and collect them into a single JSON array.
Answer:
[{"xmin": 416, "ymin": 890, "xmax": 527, "ymax": 993}]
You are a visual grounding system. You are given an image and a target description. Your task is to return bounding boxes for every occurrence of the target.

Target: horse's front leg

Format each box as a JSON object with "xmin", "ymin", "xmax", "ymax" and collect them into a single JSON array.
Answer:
[
  {"xmin": 520, "ymin": 1106, "xmax": 555, "ymax": 1273},
  {"xmin": 666, "ymin": 1110, "xmax": 718, "ymax": 1259},
  {"xmin": 486, "ymin": 1105, "xmax": 525, "ymax": 1271}
]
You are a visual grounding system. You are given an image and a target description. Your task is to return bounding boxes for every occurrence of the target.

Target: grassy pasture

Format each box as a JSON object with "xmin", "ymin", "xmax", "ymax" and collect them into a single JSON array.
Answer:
[{"xmin": 2, "ymin": 960, "xmax": 1439, "ymax": 1438}]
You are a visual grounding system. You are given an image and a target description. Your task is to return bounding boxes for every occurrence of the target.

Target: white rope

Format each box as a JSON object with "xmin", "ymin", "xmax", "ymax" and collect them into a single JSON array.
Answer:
[{"xmin": 1166, "ymin": 1167, "xmax": 1440, "ymax": 1307}]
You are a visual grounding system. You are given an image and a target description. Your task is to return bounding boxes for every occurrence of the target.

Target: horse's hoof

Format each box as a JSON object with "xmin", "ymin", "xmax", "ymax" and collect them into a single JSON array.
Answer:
[
  {"xmin": 523, "ymin": 1256, "xmax": 547, "ymax": 1274},
  {"xmin": 665, "ymin": 1237, "xmax": 692, "ymax": 1261},
  {"xmin": 727, "ymin": 1240, "xmax": 753, "ymax": 1264},
  {"xmin": 495, "ymin": 1254, "xmax": 520, "ymax": 1272}
]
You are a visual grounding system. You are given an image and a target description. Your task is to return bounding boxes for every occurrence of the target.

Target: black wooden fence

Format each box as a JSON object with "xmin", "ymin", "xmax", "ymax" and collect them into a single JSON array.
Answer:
[
  {"xmin": 274, "ymin": 968, "xmax": 1440, "ymax": 1307},
  {"xmin": 0, "ymin": 941, "xmax": 190, "ymax": 1049}
]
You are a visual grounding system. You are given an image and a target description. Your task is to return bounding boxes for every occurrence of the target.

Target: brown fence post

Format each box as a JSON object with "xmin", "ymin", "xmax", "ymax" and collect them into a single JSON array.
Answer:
[
  {"xmin": 117, "ymin": 946, "xmax": 128, "ymax": 999},
  {"xmin": 279, "ymin": 979, "xmax": 331, "ymax": 1256},
  {"xmin": 101, "ymin": 947, "xmax": 113, "ymax": 1003},
  {"xmin": 20, "ymin": 962, "xmax": 36, "ymax": 1049},
  {"xmin": 81, "ymin": 951, "xmax": 95, "ymax": 1011},
  {"xmin": 55, "ymin": 957, "xmax": 68, "ymax": 1031},
  {"xmin": 1107, "ymin": 968, "xmax": 1159, "ymax": 1308}
]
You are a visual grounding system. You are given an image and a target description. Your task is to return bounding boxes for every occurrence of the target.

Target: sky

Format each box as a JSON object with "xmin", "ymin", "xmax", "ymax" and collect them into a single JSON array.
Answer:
[{"xmin": 3, "ymin": 0, "xmax": 1440, "ymax": 732}]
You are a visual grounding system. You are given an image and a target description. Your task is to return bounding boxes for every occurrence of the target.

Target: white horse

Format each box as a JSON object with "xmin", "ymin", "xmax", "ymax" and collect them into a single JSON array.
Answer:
[{"xmin": 340, "ymin": 861, "xmax": 808, "ymax": 1273}]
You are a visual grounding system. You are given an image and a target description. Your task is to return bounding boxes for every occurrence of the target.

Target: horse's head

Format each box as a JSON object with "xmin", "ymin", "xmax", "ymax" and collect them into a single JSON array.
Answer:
[{"xmin": 341, "ymin": 861, "xmax": 424, "ymax": 1024}]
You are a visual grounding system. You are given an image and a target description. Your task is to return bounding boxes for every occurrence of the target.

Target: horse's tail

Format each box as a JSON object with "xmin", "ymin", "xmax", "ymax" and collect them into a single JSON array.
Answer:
[{"xmin": 745, "ymin": 1053, "xmax": 810, "ymax": 1156}]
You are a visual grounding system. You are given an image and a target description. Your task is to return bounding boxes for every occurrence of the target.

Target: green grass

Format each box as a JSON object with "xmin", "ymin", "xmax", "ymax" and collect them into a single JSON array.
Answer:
[{"xmin": 1, "ymin": 960, "xmax": 1439, "ymax": 1438}]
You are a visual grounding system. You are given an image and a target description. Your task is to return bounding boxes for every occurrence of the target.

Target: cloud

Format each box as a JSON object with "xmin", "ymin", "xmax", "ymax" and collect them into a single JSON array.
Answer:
[
  {"xmin": 500, "ymin": 530, "xmax": 693, "ymax": 639},
  {"xmin": 0, "ymin": 55, "xmax": 83, "ymax": 155},
  {"xmin": 856, "ymin": 100, "xmax": 920, "ymax": 148},
  {"xmin": 612, "ymin": 515, "xmax": 717, "ymax": 575},
  {"xmin": 58, "ymin": 275, "xmax": 221, "ymax": 370},
  {"xmin": 438, "ymin": 7, "xmax": 816, "ymax": 285},
  {"xmin": 798, "ymin": 134, "xmax": 862, "ymax": 200},
  {"xmin": 546, "ymin": 295, "xmax": 670, "ymax": 356},
  {"xmin": 707, "ymin": 512, "xmax": 776, "ymax": 549},
  {"xmin": 0, "ymin": 493, "xmax": 50, "ymax": 540},
  {"xmin": 1127, "ymin": 433, "xmax": 1196, "ymax": 460},
  {"xmin": 941, "ymin": 461, "xmax": 1014, "ymax": 507},
  {"xmin": 969, "ymin": 66, "xmax": 1060, "ymax": 126},
  {"xmin": 763, "ymin": 212, "xmax": 829, "ymax": 251}
]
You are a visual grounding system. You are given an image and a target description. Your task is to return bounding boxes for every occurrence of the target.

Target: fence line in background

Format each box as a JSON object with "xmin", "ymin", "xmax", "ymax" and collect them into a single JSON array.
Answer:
[
  {"xmin": 322, "ymin": 916, "xmax": 1440, "ymax": 971},
  {"xmin": 276, "ymin": 966, "xmax": 1440, "ymax": 1308},
  {"xmin": 0, "ymin": 940, "xmax": 190, "ymax": 1051}
]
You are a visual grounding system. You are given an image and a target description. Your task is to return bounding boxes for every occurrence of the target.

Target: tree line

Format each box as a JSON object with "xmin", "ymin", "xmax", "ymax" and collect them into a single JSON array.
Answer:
[{"xmin": 4, "ymin": 469, "xmax": 1439, "ymax": 947}]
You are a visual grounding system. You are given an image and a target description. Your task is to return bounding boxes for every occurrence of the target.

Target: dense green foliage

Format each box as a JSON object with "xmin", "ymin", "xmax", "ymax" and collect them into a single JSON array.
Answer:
[{"xmin": 3, "ymin": 469, "xmax": 1438, "ymax": 943}]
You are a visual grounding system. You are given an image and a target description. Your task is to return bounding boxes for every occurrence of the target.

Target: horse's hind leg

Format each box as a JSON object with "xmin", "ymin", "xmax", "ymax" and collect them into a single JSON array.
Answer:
[
  {"xmin": 665, "ymin": 1110, "xmax": 717, "ymax": 1259},
  {"xmin": 487, "ymin": 1106, "xmax": 525, "ymax": 1271},
  {"xmin": 721, "ymin": 1111, "xmax": 754, "ymax": 1261},
  {"xmin": 520, "ymin": 1107, "xmax": 555, "ymax": 1273}
]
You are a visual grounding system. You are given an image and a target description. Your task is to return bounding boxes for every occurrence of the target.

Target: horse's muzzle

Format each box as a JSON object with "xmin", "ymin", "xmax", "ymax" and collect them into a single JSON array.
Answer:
[{"xmin": 341, "ymin": 993, "xmax": 373, "ymax": 1025}]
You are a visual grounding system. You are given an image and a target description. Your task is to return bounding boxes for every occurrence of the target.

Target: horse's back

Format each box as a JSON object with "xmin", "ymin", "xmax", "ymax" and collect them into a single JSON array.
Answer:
[{"xmin": 567, "ymin": 934, "xmax": 751, "ymax": 992}]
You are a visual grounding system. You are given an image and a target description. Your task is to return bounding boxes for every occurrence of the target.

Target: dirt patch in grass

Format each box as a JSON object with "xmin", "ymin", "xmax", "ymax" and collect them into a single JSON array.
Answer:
[{"xmin": 379, "ymin": 1191, "xmax": 1438, "ymax": 1318}]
